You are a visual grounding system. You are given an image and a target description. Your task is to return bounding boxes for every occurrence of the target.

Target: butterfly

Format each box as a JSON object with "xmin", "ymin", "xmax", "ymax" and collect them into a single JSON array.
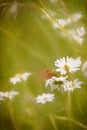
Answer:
[{"xmin": 39, "ymin": 69, "xmax": 57, "ymax": 82}]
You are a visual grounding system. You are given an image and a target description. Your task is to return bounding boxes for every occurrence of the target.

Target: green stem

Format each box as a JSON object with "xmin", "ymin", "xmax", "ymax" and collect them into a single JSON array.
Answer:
[
  {"xmin": 49, "ymin": 114, "xmax": 58, "ymax": 130},
  {"xmin": 54, "ymin": 115, "xmax": 87, "ymax": 129},
  {"xmin": 67, "ymin": 92, "xmax": 72, "ymax": 129}
]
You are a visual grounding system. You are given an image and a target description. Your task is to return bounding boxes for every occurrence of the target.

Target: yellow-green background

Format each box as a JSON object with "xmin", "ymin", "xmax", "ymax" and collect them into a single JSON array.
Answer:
[{"xmin": 0, "ymin": 0, "xmax": 87, "ymax": 130}]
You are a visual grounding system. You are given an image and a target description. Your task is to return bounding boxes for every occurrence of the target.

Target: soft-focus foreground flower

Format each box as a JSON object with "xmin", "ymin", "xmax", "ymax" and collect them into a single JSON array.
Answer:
[
  {"xmin": 0, "ymin": 91, "xmax": 19, "ymax": 101},
  {"xmin": 55, "ymin": 57, "xmax": 81, "ymax": 75},
  {"xmin": 20, "ymin": 72, "xmax": 31, "ymax": 81},
  {"xmin": 36, "ymin": 93, "xmax": 54, "ymax": 104},
  {"xmin": 10, "ymin": 72, "xmax": 31, "ymax": 84},
  {"xmin": 10, "ymin": 75, "xmax": 21, "ymax": 85},
  {"xmin": 60, "ymin": 26, "xmax": 86, "ymax": 44},
  {"xmin": 68, "ymin": 26, "xmax": 86, "ymax": 44},
  {"xmin": 81, "ymin": 61, "xmax": 87, "ymax": 77},
  {"xmin": 5, "ymin": 91, "xmax": 19, "ymax": 100},
  {"xmin": 52, "ymin": 13, "xmax": 82, "ymax": 29},
  {"xmin": 0, "ymin": 92, "xmax": 5, "ymax": 101},
  {"xmin": 76, "ymin": 26, "xmax": 86, "ymax": 37},
  {"xmin": 70, "ymin": 13, "xmax": 82, "ymax": 22},
  {"xmin": 63, "ymin": 79, "xmax": 83, "ymax": 92},
  {"xmin": 45, "ymin": 76, "xmax": 68, "ymax": 91}
]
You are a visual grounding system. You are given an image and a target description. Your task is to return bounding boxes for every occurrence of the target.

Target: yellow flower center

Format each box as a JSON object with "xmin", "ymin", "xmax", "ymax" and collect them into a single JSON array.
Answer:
[{"xmin": 63, "ymin": 64, "xmax": 70, "ymax": 72}]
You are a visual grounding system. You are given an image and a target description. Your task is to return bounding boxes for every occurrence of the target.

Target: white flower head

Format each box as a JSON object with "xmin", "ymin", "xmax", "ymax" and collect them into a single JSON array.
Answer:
[
  {"xmin": 45, "ymin": 76, "xmax": 68, "ymax": 91},
  {"xmin": 6, "ymin": 91, "xmax": 19, "ymax": 100},
  {"xmin": 61, "ymin": 27, "xmax": 85, "ymax": 44},
  {"xmin": 0, "ymin": 91, "xmax": 19, "ymax": 101},
  {"xmin": 68, "ymin": 28, "xmax": 85, "ymax": 44},
  {"xmin": 55, "ymin": 57, "xmax": 81, "ymax": 75},
  {"xmin": 74, "ymin": 36, "xmax": 83, "ymax": 44},
  {"xmin": 58, "ymin": 19, "xmax": 67, "ymax": 27},
  {"xmin": 36, "ymin": 93, "xmax": 54, "ymax": 104},
  {"xmin": 76, "ymin": 26, "xmax": 86, "ymax": 37},
  {"xmin": 71, "ymin": 13, "xmax": 82, "ymax": 22},
  {"xmin": 63, "ymin": 79, "xmax": 82, "ymax": 92},
  {"xmin": 10, "ymin": 75, "xmax": 21, "ymax": 85},
  {"xmin": 10, "ymin": 72, "xmax": 31, "ymax": 84},
  {"xmin": 0, "ymin": 92, "xmax": 5, "ymax": 101},
  {"xmin": 58, "ymin": 18, "xmax": 71, "ymax": 27},
  {"xmin": 20, "ymin": 72, "xmax": 31, "ymax": 81}
]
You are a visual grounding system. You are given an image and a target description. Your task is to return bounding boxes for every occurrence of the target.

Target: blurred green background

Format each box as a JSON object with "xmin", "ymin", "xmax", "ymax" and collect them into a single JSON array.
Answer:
[{"xmin": 0, "ymin": 0, "xmax": 87, "ymax": 130}]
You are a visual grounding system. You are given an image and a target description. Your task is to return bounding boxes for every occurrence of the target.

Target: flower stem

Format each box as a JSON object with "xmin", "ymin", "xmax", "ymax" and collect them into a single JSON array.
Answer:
[{"xmin": 49, "ymin": 114, "xmax": 58, "ymax": 130}]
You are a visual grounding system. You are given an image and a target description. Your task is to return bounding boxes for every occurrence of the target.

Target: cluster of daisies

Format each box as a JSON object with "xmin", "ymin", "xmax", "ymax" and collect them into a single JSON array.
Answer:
[
  {"xmin": 52, "ymin": 13, "xmax": 82, "ymax": 29},
  {"xmin": 52, "ymin": 12, "xmax": 86, "ymax": 44},
  {"xmin": 41, "ymin": 8, "xmax": 86, "ymax": 44},
  {"xmin": 1, "ymin": 57, "xmax": 87, "ymax": 105},
  {"xmin": 10, "ymin": 72, "xmax": 31, "ymax": 85},
  {"xmin": 0, "ymin": 72, "xmax": 31, "ymax": 102},
  {"xmin": 0, "ymin": 91, "xmax": 19, "ymax": 101},
  {"xmin": 36, "ymin": 57, "xmax": 83, "ymax": 104}
]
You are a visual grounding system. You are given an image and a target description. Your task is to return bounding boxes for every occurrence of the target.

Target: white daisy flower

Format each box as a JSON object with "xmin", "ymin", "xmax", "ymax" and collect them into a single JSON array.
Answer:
[
  {"xmin": 10, "ymin": 72, "xmax": 31, "ymax": 84},
  {"xmin": 68, "ymin": 29, "xmax": 84, "ymax": 44},
  {"xmin": 6, "ymin": 91, "xmax": 19, "ymax": 100},
  {"xmin": 63, "ymin": 79, "xmax": 83, "ymax": 92},
  {"xmin": 76, "ymin": 26, "xmax": 86, "ymax": 37},
  {"xmin": 20, "ymin": 72, "xmax": 31, "ymax": 81},
  {"xmin": 36, "ymin": 93, "xmax": 54, "ymax": 104},
  {"xmin": 45, "ymin": 76, "xmax": 68, "ymax": 91},
  {"xmin": 74, "ymin": 36, "xmax": 83, "ymax": 44},
  {"xmin": 61, "ymin": 26, "xmax": 85, "ymax": 44},
  {"xmin": 55, "ymin": 57, "xmax": 81, "ymax": 75},
  {"xmin": 71, "ymin": 13, "xmax": 82, "ymax": 22},
  {"xmin": 58, "ymin": 18, "xmax": 71, "ymax": 27},
  {"xmin": 58, "ymin": 19, "xmax": 67, "ymax": 27},
  {"xmin": 52, "ymin": 18, "xmax": 71, "ymax": 29},
  {"xmin": 0, "ymin": 92, "xmax": 5, "ymax": 101},
  {"xmin": 0, "ymin": 91, "xmax": 19, "ymax": 101},
  {"xmin": 10, "ymin": 75, "xmax": 21, "ymax": 85}
]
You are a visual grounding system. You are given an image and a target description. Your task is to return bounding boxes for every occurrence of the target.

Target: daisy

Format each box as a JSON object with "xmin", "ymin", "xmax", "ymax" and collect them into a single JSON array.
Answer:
[
  {"xmin": 10, "ymin": 75, "xmax": 21, "ymax": 85},
  {"xmin": 20, "ymin": 72, "xmax": 31, "ymax": 81},
  {"xmin": 45, "ymin": 76, "xmax": 68, "ymax": 91},
  {"xmin": 55, "ymin": 57, "xmax": 81, "ymax": 75},
  {"xmin": 0, "ymin": 92, "xmax": 5, "ymax": 101},
  {"xmin": 74, "ymin": 36, "xmax": 83, "ymax": 44},
  {"xmin": 76, "ymin": 26, "xmax": 86, "ymax": 37},
  {"xmin": 63, "ymin": 79, "xmax": 83, "ymax": 92},
  {"xmin": 6, "ymin": 91, "xmax": 19, "ymax": 100},
  {"xmin": 10, "ymin": 72, "xmax": 31, "ymax": 84},
  {"xmin": 70, "ymin": 13, "xmax": 82, "ymax": 22},
  {"xmin": 0, "ymin": 91, "xmax": 19, "ymax": 101},
  {"xmin": 52, "ymin": 18, "xmax": 71, "ymax": 29},
  {"xmin": 68, "ymin": 27, "xmax": 85, "ymax": 44},
  {"xmin": 36, "ymin": 93, "xmax": 54, "ymax": 104},
  {"xmin": 58, "ymin": 18, "xmax": 71, "ymax": 27}
]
